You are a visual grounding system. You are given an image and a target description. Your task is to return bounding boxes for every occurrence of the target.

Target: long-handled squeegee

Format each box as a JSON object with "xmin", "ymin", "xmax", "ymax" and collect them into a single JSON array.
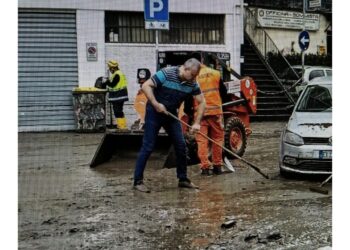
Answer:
[{"xmin": 166, "ymin": 112, "xmax": 269, "ymax": 179}]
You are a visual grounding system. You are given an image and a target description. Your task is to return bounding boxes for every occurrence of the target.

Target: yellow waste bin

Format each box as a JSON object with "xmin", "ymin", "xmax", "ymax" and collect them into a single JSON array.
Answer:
[{"xmin": 72, "ymin": 87, "xmax": 107, "ymax": 132}]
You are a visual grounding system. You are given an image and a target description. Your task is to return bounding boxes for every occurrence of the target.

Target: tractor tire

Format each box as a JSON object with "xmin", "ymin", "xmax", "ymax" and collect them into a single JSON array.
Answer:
[{"xmin": 224, "ymin": 116, "xmax": 247, "ymax": 159}]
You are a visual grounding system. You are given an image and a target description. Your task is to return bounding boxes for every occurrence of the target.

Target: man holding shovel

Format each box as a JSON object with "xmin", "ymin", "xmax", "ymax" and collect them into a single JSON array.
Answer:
[{"xmin": 133, "ymin": 58, "xmax": 206, "ymax": 193}]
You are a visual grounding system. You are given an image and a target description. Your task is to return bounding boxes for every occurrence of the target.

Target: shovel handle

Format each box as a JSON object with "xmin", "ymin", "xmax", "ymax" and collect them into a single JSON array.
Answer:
[{"xmin": 320, "ymin": 175, "xmax": 332, "ymax": 187}]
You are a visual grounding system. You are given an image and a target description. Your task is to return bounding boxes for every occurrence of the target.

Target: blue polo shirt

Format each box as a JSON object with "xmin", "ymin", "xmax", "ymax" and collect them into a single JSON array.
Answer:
[{"xmin": 150, "ymin": 66, "xmax": 201, "ymax": 113}]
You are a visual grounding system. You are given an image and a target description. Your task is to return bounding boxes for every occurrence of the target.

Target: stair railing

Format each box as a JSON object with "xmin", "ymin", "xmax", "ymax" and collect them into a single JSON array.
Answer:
[{"xmin": 244, "ymin": 7, "xmax": 299, "ymax": 104}]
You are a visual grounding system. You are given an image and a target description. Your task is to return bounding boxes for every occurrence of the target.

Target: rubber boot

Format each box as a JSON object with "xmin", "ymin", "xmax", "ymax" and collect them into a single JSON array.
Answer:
[{"xmin": 116, "ymin": 117, "xmax": 128, "ymax": 130}]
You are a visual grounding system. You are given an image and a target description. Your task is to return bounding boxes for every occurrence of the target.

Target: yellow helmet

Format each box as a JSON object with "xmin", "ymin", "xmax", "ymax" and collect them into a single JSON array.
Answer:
[{"xmin": 107, "ymin": 60, "xmax": 119, "ymax": 68}]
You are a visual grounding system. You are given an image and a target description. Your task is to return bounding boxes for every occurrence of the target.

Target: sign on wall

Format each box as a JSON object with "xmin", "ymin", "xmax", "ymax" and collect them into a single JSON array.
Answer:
[
  {"xmin": 86, "ymin": 43, "xmax": 98, "ymax": 61},
  {"xmin": 257, "ymin": 8, "xmax": 320, "ymax": 31},
  {"xmin": 309, "ymin": 0, "xmax": 322, "ymax": 9},
  {"xmin": 144, "ymin": 0, "xmax": 169, "ymax": 30}
]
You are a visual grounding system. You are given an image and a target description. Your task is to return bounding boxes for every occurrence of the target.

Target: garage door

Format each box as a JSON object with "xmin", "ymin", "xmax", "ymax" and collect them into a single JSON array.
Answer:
[{"xmin": 18, "ymin": 9, "xmax": 78, "ymax": 132}]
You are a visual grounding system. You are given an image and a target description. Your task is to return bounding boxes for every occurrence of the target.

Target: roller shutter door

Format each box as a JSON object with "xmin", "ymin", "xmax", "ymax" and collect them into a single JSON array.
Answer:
[{"xmin": 18, "ymin": 9, "xmax": 78, "ymax": 132}]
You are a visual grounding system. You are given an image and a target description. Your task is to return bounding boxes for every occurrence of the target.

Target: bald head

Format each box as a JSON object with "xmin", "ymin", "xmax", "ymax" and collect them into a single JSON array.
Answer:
[
  {"xmin": 184, "ymin": 58, "xmax": 201, "ymax": 72},
  {"xmin": 179, "ymin": 58, "xmax": 201, "ymax": 83}
]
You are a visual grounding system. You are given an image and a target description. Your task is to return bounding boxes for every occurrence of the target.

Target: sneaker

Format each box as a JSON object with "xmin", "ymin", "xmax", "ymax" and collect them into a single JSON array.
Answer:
[
  {"xmin": 213, "ymin": 166, "xmax": 223, "ymax": 175},
  {"xmin": 201, "ymin": 168, "xmax": 211, "ymax": 176},
  {"xmin": 178, "ymin": 178, "xmax": 199, "ymax": 189},
  {"xmin": 133, "ymin": 181, "xmax": 150, "ymax": 193}
]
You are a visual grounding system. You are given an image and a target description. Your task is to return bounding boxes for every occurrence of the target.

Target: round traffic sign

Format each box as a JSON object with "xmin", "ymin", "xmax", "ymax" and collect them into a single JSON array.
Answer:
[{"xmin": 298, "ymin": 31, "xmax": 310, "ymax": 51}]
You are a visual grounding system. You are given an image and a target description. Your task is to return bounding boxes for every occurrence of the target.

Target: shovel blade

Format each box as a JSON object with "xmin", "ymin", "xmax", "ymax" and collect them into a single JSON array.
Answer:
[
  {"xmin": 224, "ymin": 157, "xmax": 235, "ymax": 172},
  {"xmin": 309, "ymin": 186, "xmax": 329, "ymax": 195}
]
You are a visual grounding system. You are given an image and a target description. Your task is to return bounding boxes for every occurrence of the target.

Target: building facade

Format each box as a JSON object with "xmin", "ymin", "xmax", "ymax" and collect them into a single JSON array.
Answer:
[
  {"xmin": 18, "ymin": 0, "xmax": 331, "ymax": 131},
  {"xmin": 245, "ymin": 0, "xmax": 332, "ymax": 55},
  {"xmin": 18, "ymin": 0, "xmax": 246, "ymax": 131}
]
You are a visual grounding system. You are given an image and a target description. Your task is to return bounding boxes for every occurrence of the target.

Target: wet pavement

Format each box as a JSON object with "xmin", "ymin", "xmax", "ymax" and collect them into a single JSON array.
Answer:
[{"xmin": 18, "ymin": 121, "xmax": 332, "ymax": 249}]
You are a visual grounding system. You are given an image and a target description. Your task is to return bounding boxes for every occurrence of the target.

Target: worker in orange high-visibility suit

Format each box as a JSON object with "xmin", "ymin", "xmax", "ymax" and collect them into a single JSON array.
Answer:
[{"xmin": 193, "ymin": 64, "xmax": 229, "ymax": 175}]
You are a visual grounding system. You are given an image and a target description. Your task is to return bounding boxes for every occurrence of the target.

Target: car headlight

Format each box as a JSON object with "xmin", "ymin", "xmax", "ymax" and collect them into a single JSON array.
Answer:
[{"xmin": 283, "ymin": 131, "xmax": 304, "ymax": 146}]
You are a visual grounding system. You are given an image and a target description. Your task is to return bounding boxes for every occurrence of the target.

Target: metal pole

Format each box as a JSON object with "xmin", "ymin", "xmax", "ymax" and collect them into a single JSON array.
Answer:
[
  {"xmin": 155, "ymin": 29, "xmax": 159, "ymax": 68},
  {"xmin": 302, "ymin": 0, "xmax": 306, "ymax": 83}
]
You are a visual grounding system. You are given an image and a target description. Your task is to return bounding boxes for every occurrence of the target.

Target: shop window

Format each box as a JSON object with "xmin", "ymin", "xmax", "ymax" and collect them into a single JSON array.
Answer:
[
  {"xmin": 105, "ymin": 11, "xmax": 155, "ymax": 43},
  {"xmin": 105, "ymin": 12, "xmax": 224, "ymax": 44}
]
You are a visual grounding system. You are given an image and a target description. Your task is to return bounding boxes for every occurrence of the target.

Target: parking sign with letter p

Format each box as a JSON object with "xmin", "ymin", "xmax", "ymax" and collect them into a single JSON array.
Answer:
[{"xmin": 144, "ymin": 0, "xmax": 169, "ymax": 29}]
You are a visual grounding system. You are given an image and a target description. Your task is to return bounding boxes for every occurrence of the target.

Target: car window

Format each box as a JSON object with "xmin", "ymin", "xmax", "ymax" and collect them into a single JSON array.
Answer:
[
  {"xmin": 309, "ymin": 70, "xmax": 325, "ymax": 81},
  {"xmin": 297, "ymin": 85, "xmax": 332, "ymax": 112},
  {"xmin": 326, "ymin": 70, "xmax": 332, "ymax": 76}
]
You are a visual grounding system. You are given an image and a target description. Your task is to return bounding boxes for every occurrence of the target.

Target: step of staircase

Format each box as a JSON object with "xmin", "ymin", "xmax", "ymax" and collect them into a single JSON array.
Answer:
[{"xmin": 243, "ymin": 36, "xmax": 293, "ymax": 121}]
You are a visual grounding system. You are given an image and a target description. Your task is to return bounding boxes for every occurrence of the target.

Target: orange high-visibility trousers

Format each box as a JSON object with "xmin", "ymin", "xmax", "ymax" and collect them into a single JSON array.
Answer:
[
  {"xmin": 134, "ymin": 90, "xmax": 148, "ymax": 124},
  {"xmin": 195, "ymin": 115, "xmax": 224, "ymax": 169}
]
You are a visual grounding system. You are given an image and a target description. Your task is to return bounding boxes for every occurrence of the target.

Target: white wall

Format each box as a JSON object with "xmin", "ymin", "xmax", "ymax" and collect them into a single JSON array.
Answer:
[
  {"xmin": 19, "ymin": 0, "xmax": 244, "ymax": 88},
  {"xmin": 260, "ymin": 13, "xmax": 329, "ymax": 54},
  {"xmin": 230, "ymin": 0, "xmax": 245, "ymax": 75},
  {"xmin": 76, "ymin": 10, "xmax": 106, "ymax": 87}
]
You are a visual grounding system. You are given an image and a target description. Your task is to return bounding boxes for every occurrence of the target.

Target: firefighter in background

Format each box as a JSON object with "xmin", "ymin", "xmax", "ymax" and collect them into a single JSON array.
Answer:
[
  {"xmin": 105, "ymin": 60, "xmax": 129, "ymax": 129},
  {"xmin": 193, "ymin": 63, "xmax": 229, "ymax": 175}
]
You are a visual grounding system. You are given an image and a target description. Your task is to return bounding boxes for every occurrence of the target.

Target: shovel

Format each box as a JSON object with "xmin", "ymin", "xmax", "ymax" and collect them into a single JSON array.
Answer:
[
  {"xmin": 166, "ymin": 112, "xmax": 269, "ymax": 179},
  {"xmin": 309, "ymin": 174, "xmax": 332, "ymax": 195}
]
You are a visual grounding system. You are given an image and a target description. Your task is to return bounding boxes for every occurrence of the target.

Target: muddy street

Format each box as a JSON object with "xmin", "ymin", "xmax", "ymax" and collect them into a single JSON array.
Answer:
[{"xmin": 18, "ymin": 121, "xmax": 332, "ymax": 250}]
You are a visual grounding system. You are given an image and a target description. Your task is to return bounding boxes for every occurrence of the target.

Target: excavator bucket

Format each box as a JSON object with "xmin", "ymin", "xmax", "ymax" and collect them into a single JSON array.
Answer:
[{"xmin": 90, "ymin": 130, "xmax": 172, "ymax": 167}]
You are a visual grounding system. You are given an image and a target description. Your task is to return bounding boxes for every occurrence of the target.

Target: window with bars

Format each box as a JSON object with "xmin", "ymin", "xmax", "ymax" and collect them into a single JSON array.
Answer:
[{"xmin": 105, "ymin": 11, "xmax": 224, "ymax": 44}]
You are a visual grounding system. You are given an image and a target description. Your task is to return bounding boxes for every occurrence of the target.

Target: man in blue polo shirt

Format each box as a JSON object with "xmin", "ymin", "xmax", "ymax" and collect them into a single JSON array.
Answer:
[{"xmin": 133, "ymin": 58, "xmax": 206, "ymax": 192}]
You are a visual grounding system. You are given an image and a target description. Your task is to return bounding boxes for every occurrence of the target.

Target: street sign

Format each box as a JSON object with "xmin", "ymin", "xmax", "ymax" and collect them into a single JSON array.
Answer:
[
  {"xmin": 308, "ymin": 0, "xmax": 322, "ymax": 9},
  {"xmin": 86, "ymin": 43, "xmax": 97, "ymax": 61},
  {"xmin": 298, "ymin": 31, "xmax": 310, "ymax": 51},
  {"xmin": 144, "ymin": 0, "xmax": 169, "ymax": 30}
]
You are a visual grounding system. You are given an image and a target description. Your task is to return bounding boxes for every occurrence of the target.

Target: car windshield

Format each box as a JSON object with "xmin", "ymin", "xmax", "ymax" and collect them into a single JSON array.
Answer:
[{"xmin": 296, "ymin": 85, "xmax": 332, "ymax": 112}]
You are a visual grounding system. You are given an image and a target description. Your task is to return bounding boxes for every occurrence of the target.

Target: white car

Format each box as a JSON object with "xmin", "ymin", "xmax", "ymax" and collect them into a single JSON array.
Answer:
[
  {"xmin": 280, "ymin": 65, "xmax": 332, "ymax": 94},
  {"xmin": 279, "ymin": 76, "xmax": 332, "ymax": 176}
]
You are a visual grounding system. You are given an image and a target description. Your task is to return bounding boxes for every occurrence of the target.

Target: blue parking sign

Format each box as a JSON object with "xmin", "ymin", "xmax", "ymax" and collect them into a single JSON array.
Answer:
[{"xmin": 144, "ymin": 0, "xmax": 169, "ymax": 21}]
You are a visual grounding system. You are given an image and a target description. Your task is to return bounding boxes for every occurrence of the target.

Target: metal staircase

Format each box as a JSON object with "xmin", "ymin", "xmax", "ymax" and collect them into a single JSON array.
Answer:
[
  {"xmin": 242, "ymin": 37, "xmax": 293, "ymax": 120},
  {"xmin": 243, "ymin": 8, "xmax": 299, "ymax": 121}
]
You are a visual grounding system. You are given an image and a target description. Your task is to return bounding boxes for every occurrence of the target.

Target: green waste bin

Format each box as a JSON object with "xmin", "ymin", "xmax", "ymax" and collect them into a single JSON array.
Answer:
[{"xmin": 72, "ymin": 87, "xmax": 107, "ymax": 132}]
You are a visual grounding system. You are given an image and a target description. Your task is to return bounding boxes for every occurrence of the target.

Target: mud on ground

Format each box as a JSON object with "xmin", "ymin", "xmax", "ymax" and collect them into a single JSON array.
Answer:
[{"xmin": 18, "ymin": 122, "xmax": 332, "ymax": 249}]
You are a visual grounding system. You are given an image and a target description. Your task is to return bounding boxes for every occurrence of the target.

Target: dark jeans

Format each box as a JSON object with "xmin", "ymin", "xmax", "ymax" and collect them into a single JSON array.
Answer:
[
  {"xmin": 111, "ymin": 101, "xmax": 124, "ymax": 118},
  {"xmin": 133, "ymin": 105, "xmax": 187, "ymax": 185}
]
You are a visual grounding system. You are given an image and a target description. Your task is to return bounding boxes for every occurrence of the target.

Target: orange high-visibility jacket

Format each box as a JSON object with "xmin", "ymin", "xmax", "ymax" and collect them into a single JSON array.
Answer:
[{"xmin": 194, "ymin": 65, "xmax": 223, "ymax": 116}]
